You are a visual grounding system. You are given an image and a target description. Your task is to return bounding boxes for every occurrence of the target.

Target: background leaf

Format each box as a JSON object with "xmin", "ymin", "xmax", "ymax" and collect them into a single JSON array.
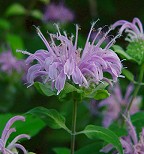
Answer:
[
  {"xmin": 0, "ymin": 19, "xmax": 10, "ymax": 30},
  {"xmin": 131, "ymin": 112, "xmax": 144, "ymax": 133},
  {"xmin": 53, "ymin": 147, "xmax": 70, "ymax": 154},
  {"xmin": 5, "ymin": 3, "xmax": 26, "ymax": 16},
  {"xmin": 30, "ymin": 10, "xmax": 43, "ymax": 20},
  {"xmin": 6, "ymin": 34, "xmax": 24, "ymax": 58}
]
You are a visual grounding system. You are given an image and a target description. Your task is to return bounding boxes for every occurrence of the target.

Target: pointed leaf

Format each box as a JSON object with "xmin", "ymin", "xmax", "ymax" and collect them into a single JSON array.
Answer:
[
  {"xmin": 81, "ymin": 125, "xmax": 123, "ymax": 154},
  {"xmin": 112, "ymin": 45, "xmax": 133, "ymax": 60},
  {"xmin": 27, "ymin": 107, "xmax": 71, "ymax": 133}
]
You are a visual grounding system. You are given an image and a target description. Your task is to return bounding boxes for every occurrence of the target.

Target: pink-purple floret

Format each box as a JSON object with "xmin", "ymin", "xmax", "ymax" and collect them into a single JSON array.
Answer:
[
  {"xmin": 0, "ymin": 116, "xmax": 30, "ymax": 154},
  {"xmin": 23, "ymin": 22, "xmax": 122, "ymax": 94}
]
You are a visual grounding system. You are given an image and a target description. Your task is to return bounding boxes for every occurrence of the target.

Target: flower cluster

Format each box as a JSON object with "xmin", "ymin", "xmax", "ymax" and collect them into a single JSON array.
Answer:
[
  {"xmin": 97, "ymin": 83, "xmax": 141, "ymax": 127},
  {"xmin": 101, "ymin": 114, "xmax": 144, "ymax": 154},
  {"xmin": 43, "ymin": 3, "xmax": 74, "ymax": 23},
  {"xmin": 0, "ymin": 51, "xmax": 25, "ymax": 75},
  {"xmin": 0, "ymin": 115, "xmax": 30, "ymax": 154},
  {"xmin": 21, "ymin": 22, "xmax": 122, "ymax": 94},
  {"xmin": 112, "ymin": 17, "xmax": 144, "ymax": 42}
]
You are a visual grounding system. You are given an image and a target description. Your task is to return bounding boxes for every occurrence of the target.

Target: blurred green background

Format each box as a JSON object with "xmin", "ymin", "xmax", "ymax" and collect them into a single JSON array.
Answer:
[{"xmin": 0, "ymin": 0, "xmax": 144, "ymax": 153}]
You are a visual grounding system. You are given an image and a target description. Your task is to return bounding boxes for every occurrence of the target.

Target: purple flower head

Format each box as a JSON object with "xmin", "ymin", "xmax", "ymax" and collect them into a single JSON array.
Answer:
[
  {"xmin": 20, "ymin": 22, "xmax": 122, "ymax": 95},
  {"xmin": 112, "ymin": 17, "xmax": 144, "ymax": 42},
  {"xmin": 43, "ymin": 3, "xmax": 74, "ymax": 23},
  {"xmin": 101, "ymin": 114, "xmax": 144, "ymax": 154},
  {"xmin": 97, "ymin": 83, "xmax": 141, "ymax": 127},
  {"xmin": 0, "ymin": 51, "xmax": 26, "ymax": 75},
  {"xmin": 0, "ymin": 115, "xmax": 30, "ymax": 154}
]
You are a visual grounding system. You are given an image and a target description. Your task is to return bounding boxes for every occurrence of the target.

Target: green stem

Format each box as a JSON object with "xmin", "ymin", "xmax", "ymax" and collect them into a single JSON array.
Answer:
[
  {"xmin": 126, "ymin": 64, "xmax": 144, "ymax": 112},
  {"xmin": 71, "ymin": 99, "xmax": 78, "ymax": 154}
]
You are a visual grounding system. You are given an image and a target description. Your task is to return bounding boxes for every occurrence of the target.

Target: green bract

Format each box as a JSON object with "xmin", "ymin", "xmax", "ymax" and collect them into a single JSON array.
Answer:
[{"xmin": 126, "ymin": 40, "xmax": 144, "ymax": 65}]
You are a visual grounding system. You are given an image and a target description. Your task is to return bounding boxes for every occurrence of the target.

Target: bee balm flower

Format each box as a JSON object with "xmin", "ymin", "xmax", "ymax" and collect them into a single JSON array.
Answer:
[
  {"xmin": 20, "ymin": 22, "xmax": 122, "ymax": 94},
  {"xmin": 0, "ymin": 116, "xmax": 30, "ymax": 154}
]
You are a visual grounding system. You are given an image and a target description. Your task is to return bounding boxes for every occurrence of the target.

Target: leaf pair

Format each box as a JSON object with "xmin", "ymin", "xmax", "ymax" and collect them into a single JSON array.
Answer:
[{"xmin": 27, "ymin": 107, "xmax": 124, "ymax": 154}]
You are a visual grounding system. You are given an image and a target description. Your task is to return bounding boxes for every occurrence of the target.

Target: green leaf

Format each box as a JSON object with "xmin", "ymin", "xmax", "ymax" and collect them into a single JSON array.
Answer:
[
  {"xmin": 34, "ymin": 82, "xmax": 57, "ymax": 96},
  {"xmin": 5, "ymin": 3, "xmax": 26, "ymax": 16},
  {"xmin": 53, "ymin": 147, "xmax": 70, "ymax": 154},
  {"xmin": 27, "ymin": 107, "xmax": 71, "ymax": 133},
  {"xmin": 59, "ymin": 82, "xmax": 83, "ymax": 99},
  {"xmin": 122, "ymin": 69, "xmax": 134, "ymax": 82},
  {"xmin": 112, "ymin": 45, "xmax": 133, "ymax": 60},
  {"xmin": 81, "ymin": 125, "xmax": 123, "ymax": 154},
  {"xmin": 6, "ymin": 34, "xmax": 24, "ymax": 58},
  {"xmin": 0, "ymin": 19, "xmax": 11, "ymax": 30},
  {"xmin": 30, "ymin": 10, "xmax": 43, "ymax": 20},
  {"xmin": 0, "ymin": 114, "xmax": 45, "ymax": 142}
]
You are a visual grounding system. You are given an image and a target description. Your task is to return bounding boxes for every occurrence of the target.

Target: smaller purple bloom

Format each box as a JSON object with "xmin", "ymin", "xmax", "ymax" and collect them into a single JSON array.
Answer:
[
  {"xmin": 112, "ymin": 17, "xmax": 144, "ymax": 42},
  {"xmin": 101, "ymin": 114, "xmax": 144, "ymax": 154},
  {"xmin": 0, "ymin": 51, "xmax": 25, "ymax": 75},
  {"xmin": 95, "ymin": 83, "xmax": 141, "ymax": 127},
  {"xmin": 43, "ymin": 3, "xmax": 74, "ymax": 23},
  {"xmin": 0, "ymin": 115, "xmax": 30, "ymax": 154}
]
